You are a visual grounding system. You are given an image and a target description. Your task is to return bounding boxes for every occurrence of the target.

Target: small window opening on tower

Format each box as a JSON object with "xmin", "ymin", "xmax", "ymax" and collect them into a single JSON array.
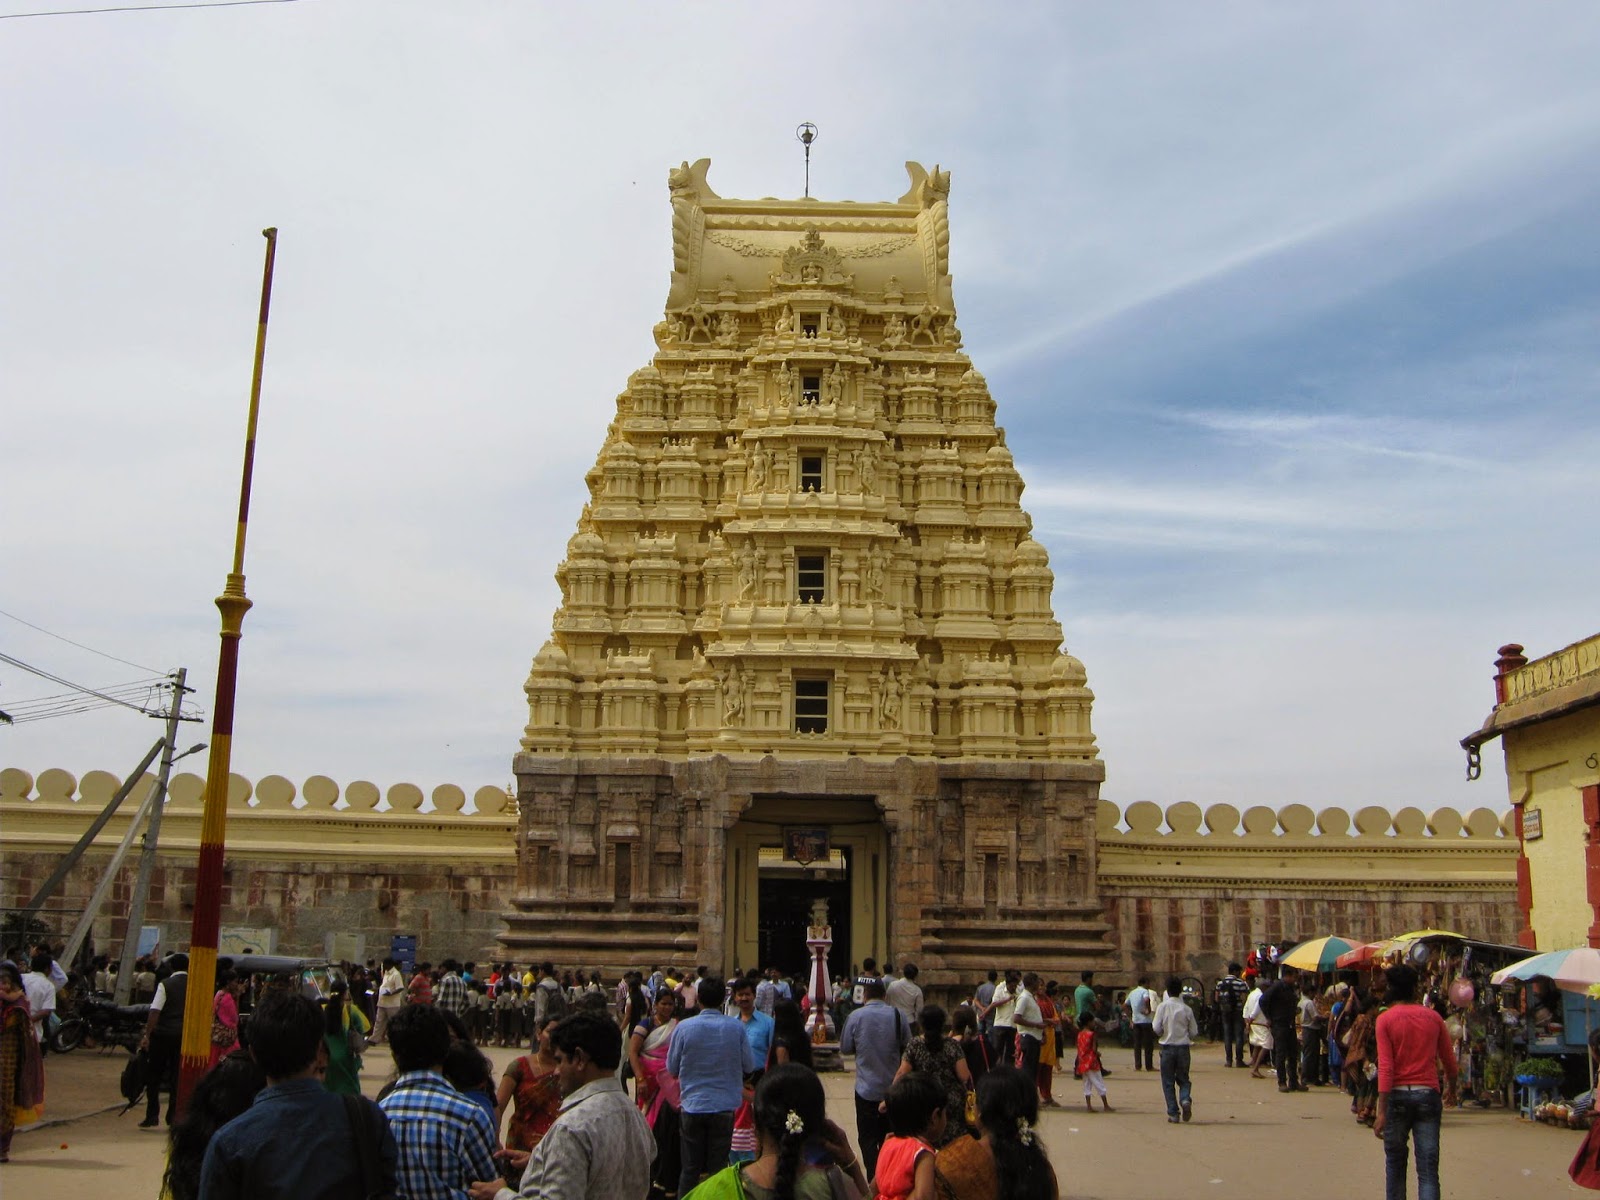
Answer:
[
  {"xmin": 801, "ymin": 318, "xmax": 819, "ymax": 338},
  {"xmin": 800, "ymin": 375, "xmax": 821, "ymax": 404},
  {"xmin": 796, "ymin": 553, "xmax": 825, "ymax": 603},
  {"xmin": 794, "ymin": 676, "xmax": 830, "ymax": 734},
  {"xmin": 799, "ymin": 454, "xmax": 824, "ymax": 492}
]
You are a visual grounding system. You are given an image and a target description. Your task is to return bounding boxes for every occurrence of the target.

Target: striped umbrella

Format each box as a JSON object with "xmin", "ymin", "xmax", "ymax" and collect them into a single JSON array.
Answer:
[
  {"xmin": 1280, "ymin": 936, "xmax": 1358, "ymax": 973},
  {"xmin": 1490, "ymin": 947, "xmax": 1600, "ymax": 993},
  {"xmin": 1334, "ymin": 941, "xmax": 1389, "ymax": 969}
]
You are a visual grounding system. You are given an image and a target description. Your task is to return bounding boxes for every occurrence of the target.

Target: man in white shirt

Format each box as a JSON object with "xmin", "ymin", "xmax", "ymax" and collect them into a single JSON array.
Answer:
[
  {"xmin": 988, "ymin": 969, "xmax": 1019, "ymax": 1067},
  {"xmin": 1012, "ymin": 972, "xmax": 1047, "ymax": 1078},
  {"xmin": 1152, "ymin": 977, "xmax": 1199, "ymax": 1124},
  {"xmin": 21, "ymin": 953, "xmax": 56, "ymax": 1044},
  {"xmin": 1243, "ymin": 978, "xmax": 1272, "ymax": 1077},
  {"xmin": 374, "ymin": 957, "xmax": 406, "ymax": 1044},
  {"xmin": 471, "ymin": 1012, "xmax": 655, "ymax": 1200},
  {"xmin": 1124, "ymin": 976, "xmax": 1155, "ymax": 1071}
]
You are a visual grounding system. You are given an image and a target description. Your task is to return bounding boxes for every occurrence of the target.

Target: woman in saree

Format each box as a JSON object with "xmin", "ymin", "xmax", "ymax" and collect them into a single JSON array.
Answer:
[
  {"xmin": 498, "ymin": 1016, "xmax": 562, "ymax": 1153},
  {"xmin": 934, "ymin": 1066, "xmax": 1056, "ymax": 1200},
  {"xmin": 684, "ymin": 1064, "xmax": 866, "ymax": 1200},
  {"xmin": 209, "ymin": 970, "xmax": 245, "ymax": 1068},
  {"xmin": 630, "ymin": 991, "xmax": 683, "ymax": 1197},
  {"xmin": 0, "ymin": 961, "xmax": 44, "ymax": 1163}
]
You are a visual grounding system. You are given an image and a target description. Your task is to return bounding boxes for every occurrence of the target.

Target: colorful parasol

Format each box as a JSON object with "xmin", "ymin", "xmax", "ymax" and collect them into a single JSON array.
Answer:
[
  {"xmin": 1334, "ymin": 941, "xmax": 1389, "ymax": 969},
  {"xmin": 1490, "ymin": 947, "xmax": 1600, "ymax": 993},
  {"xmin": 1280, "ymin": 936, "xmax": 1358, "ymax": 973}
]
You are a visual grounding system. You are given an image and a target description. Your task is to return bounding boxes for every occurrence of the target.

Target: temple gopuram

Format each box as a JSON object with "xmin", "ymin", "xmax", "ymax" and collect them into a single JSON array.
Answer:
[{"xmin": 504, "ymin": 159, "xmax": 1110, "ymax": 985}]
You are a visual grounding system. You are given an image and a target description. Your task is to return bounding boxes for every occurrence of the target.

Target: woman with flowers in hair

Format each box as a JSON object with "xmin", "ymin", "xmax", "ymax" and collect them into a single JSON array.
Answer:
[
  {"xmin": 685, "ymin": 1063, "xmax": 868, "ymax": 1200},
  {"xmin": 933, "ymin": 1066, "xmax": 1056, "ymax": 1200}
]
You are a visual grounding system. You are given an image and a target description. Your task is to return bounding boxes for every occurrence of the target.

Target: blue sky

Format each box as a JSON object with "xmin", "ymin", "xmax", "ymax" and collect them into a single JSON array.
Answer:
[{"xmin": 2, "ymin": 2, "xmax": 1596, "ymax": 816}]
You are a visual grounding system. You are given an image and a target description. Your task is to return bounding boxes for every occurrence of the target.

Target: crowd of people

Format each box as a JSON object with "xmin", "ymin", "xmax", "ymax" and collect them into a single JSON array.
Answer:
[
  {"xmin": 121, "ymin": 954, "xmax": 1058, "ymax": 1200},
  {"xmin": 0, "ymin": 942, "xmax": 1472, "ymax": 1200}
]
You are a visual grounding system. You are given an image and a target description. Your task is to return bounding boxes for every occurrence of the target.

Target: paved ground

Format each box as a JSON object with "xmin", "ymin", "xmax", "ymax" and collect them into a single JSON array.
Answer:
[{"xmin": 7, "ymin": 1039, "xmax": 1592, "ymax": 1197}]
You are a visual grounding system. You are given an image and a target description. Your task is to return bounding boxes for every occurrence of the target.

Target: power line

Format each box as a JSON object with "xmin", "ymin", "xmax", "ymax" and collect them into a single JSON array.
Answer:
[
  {"xmin": 0, "ymin": 0, "xmax": 304, "ymax": 19},
  {"xmin": 0, "ymin": 606, "xmax": 162, "ymax": 673},
  {"xmin": 3, "ymin": 680, "xmax": 164, "ymax": 712},
  {"xmin": 0, "ymin": 652, "xmax": 163, "ymax": 716}
]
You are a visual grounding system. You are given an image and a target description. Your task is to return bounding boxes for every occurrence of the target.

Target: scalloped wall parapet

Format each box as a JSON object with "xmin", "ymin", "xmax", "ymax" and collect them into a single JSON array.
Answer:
[
  {"xmin": 0, "ymin": 767, "xmax": 514, "ymax": 817},
  {"xmin": 0, "ymin": 767, "xmax": 517, "ymax": 865},
  {"xmin": 1096, "ymin": 799, "xmax": 1514, "ymax": 841}
]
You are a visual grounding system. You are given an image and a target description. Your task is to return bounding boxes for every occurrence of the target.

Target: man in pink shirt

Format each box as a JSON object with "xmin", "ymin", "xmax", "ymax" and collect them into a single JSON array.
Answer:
[{"xmin": 1373, "ymin": 963, "xmax": 1458, "ymax": 1200}]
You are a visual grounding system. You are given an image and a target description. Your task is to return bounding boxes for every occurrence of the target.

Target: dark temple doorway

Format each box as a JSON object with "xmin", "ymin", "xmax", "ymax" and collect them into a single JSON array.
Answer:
[{"xmin": 756, "ymin": 847, "xmax": 852, "ymax": 982}]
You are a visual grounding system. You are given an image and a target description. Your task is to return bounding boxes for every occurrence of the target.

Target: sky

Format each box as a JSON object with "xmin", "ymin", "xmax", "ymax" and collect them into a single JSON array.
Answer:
[{"xmin": 3, "ymin": 2, "xmax": 1597, "ymax": 819}]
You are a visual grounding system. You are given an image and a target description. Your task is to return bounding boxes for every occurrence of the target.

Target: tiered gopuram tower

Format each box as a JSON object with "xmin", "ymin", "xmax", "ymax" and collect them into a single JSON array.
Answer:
[{"xmin": 504, "ymin": 159, "xmax": 1111, "ymax": 986}]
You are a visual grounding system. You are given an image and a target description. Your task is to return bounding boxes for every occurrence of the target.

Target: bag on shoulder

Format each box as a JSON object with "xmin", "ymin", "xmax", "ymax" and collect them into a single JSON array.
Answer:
[
  {"xmin": 542, "ymin": 979, "xmax": 569, "ymax": 1020},
  {"xmin": 349, "ymin": 1024, "xmax": 368, "ymax": 1055}
]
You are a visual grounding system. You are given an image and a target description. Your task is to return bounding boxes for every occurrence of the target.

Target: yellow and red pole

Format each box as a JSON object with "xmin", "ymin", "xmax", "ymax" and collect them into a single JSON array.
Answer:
[{"xmin": 177, "ymin": 228, "xmax": 278, "ymax": 1112}]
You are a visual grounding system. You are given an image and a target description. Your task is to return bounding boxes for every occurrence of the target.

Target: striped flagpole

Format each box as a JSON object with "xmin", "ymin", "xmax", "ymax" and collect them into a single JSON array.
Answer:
[{"xmin": 176, "ymin": 228, "xmax": 278, "ymax": 1113}]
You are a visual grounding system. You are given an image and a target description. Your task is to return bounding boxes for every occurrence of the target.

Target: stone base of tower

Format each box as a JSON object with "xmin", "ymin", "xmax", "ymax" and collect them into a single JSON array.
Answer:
[{"xmin": 501, "ymin": 753, "xmax": 1113, "ymax": 986}]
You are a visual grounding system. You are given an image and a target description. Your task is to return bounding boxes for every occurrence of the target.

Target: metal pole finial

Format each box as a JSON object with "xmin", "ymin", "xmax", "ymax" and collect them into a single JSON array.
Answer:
[{"xmin": 796, "ymin": 122, "xmax": 818, "ymax": 198}]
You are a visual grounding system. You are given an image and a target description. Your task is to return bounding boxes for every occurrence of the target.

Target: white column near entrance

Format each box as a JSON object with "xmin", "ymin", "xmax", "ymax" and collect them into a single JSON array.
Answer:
[{"xmin": 805, "ymin": 896, "xmax": 836, "ymax": 1041}]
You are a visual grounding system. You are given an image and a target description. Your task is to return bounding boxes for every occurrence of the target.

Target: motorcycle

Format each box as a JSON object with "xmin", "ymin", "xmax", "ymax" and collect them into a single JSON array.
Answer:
[{"xmin": 51, "ymin": 995, "xmax": 150, "ymax": 1054}]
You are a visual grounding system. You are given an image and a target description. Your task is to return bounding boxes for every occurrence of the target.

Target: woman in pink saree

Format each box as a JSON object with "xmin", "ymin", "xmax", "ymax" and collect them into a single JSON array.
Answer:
[{"xmin": 629, "ymin": 991, "xmax": 682, "ymax": 1197}]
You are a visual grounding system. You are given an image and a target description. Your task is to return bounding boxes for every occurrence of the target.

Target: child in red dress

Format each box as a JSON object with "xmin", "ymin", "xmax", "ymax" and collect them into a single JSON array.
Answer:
[
  {"xmin": 1077, "ymin": 1023, "xmax": 1114, "ymax": 1113},
  {"xmin": 872, "ymin": 1072, "xmax": 947, "ymax": 1200}
]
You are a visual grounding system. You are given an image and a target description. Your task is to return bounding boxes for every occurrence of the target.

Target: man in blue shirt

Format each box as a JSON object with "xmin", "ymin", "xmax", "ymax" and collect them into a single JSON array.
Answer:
[
  {"xmin": 200, "ymin": 991, "xmax": 398, "ymax": 1199},
  {"xmin": 666, "ymin": 976, "xmax": 754, "ymax": 1197},
  {"xmin": 730, "ymin": 976, "xmax": 774, "ymax": 1065},
  {"xmin": 379, "ymin": 1002, "xmax": 498, "ymax": 1200},
  {"xmin": 839, "ymin": 978, "xmax": 907, "ymax": 1180}
]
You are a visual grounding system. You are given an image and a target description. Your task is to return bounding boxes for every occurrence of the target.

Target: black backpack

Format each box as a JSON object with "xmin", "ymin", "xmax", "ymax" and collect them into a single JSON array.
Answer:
[
  {"xmin": 541, "ymin": 978, "xmax": 569, "ymax": 1020},
  {"xmin": 119, "ymin": 1050, "xmax": 148, "ymax": 1112}
]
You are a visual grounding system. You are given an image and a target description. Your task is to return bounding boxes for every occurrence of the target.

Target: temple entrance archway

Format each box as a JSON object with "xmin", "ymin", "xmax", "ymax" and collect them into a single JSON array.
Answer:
[{"xmin": 725, "ymin": 795, "xmax": 888, "ymax": 982}]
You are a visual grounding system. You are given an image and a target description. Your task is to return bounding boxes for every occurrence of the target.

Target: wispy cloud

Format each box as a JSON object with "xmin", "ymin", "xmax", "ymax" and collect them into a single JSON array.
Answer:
[{"xmin": 1162, "ymin": 411, "xmax": 1490, "ymax": 471}]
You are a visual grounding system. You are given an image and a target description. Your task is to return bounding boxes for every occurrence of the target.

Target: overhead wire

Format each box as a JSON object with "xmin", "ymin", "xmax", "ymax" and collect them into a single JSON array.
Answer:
[
  {"xmin": 0, "ymin": 652, "xmax": 167, "ymax": 717},
  {"xmin": 0, "ymin": 0, "xmax": 306, "ymax": 19},
  {"xmin": 0, "ymin": 607, "xmax": 161, "ymax": 673}
]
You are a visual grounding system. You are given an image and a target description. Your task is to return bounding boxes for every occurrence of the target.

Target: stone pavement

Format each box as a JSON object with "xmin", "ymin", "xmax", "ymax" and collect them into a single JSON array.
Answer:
[{"xmin": 6, "ymin": 1039, "xmax": 1592, "ymax": 1197}]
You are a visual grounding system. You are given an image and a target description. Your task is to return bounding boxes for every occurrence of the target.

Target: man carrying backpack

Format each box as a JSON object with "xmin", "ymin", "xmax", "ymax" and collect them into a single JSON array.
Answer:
[{"xmin": 533, "ymin": 963, "xmax": 568, "ymax": 1035}]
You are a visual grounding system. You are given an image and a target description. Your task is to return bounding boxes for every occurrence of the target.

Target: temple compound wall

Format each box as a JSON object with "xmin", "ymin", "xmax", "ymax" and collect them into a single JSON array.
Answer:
[
  {"xmin": 0, "ymin": 767, "xmax": 518, "ymax": 964},
  {"xmin": 2, "ymin": 768, "xmax": 1517, "ymax": 991},
  {"xmin": 1096, "ymin": 798, "xmax": 1518, "ymax": 983}
]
